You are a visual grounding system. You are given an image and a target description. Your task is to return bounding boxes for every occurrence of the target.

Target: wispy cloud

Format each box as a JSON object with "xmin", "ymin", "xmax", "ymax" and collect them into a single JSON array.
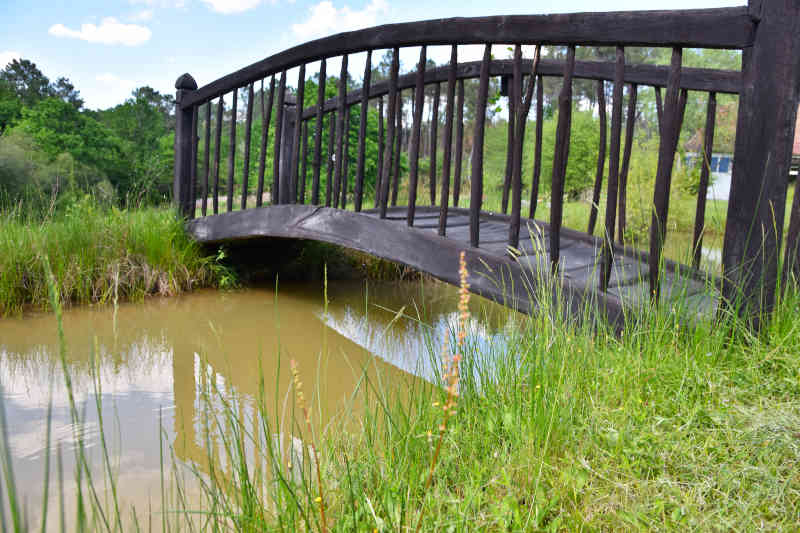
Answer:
[
  {"xmin": 292, "ymin": 0, "xmax": 388, "ymax": 40},
  {"xmin": 0, "ymin": 51, "xmax": 21, "ymax": 69},
  {"xmin": 129, "ymin": 0, "xmax": 185, "ymax": 7},
  {"xmin": 94, "ymin": 73, "xmax": 138, "ymax": 108},
  {"xmin": 49, "ymin": 18, "xmax": 152, "ymax": 46},
  {"xmin": 129, "ymin": 9, "xmax": 155, "ymax": 22},
  {"xmin": 200, "ymin": 0, "xmax": 264, "ymax": 14}
]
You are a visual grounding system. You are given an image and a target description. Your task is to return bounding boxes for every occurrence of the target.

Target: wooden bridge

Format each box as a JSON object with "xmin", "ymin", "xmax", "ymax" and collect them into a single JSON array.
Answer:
[{"xmin": 173, "ymin": 0, "xmax": 800, "ymax": 329}]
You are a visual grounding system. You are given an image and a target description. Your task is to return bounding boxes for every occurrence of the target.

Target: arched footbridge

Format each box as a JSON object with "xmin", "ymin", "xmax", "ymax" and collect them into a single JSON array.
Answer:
[{"xmin": 173, "ymin": 1, "xmax": 800, "ymax": 329}]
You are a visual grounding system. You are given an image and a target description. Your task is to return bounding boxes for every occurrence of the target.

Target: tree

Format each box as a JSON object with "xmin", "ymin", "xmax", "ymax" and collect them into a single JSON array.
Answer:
[
  {"xmin": 0, "ymin": 59, "xmax": 52, "ymax": 108},
  {"xmin": 52, "ymin": 77, "xmax": 83, "ymax": 110}
]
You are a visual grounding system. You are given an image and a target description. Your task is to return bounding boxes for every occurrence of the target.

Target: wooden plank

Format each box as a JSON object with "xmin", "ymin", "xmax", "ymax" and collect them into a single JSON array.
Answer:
[
  {"xmin": 341, "ymin": 104, "xmax": 351, "ymax": 208},
  {"xmin": 587, "ymin": 80, "xmax": 606, "ymax": 235},
  {"xmin": 202, "ymin": 101, "xmax": 211, "ymax": 216},
  {"xmin": 429, "ymin": 81, "xmax": 440, "ymax": 206},
  {"xmin": 380, "ymin": 48, "xmax": 400, "ymax": 218},
  {"xmin": 300, "ymin": 120, "xmax": 309, "ymax": 203},
  {"xmin": 692, "ymin": 91, "xmax": 716, "ymax": 269},
  {"xmin": 273, "ymin": 72, "xmax": 287, "ymax": 204},
  {"xmin": 438, "ymin": 45, "xmax": 457, "ymax": 236},
  {"xmin": 333, "ymin": 55, "xmax": 348, "ymax": 209},
  {"xmin": 227, "ymin": 88, "xmax": 237, "ymax": 212},
  {"xmin": 291, "ymin": 64, "xmax": 306, "ymax": 204},
  {"xmin": 407, "ymin": 46, "xmax": 427, "ymax": 226},
  {"xmin": 312, "ymin": 59, "xmax": 326, "ymax": 205},
  {"xmin": 256, "ymin": 76, "xmax": 275, "ymax": 208},
  {"xmin": 326, "ymin": 110, "xmax": 335, "ymax": 207},
  {"xmin": 374, "ymin": 97, "xmax": 384, "ymax": 208},
  {"xmin": 453, "ymin": 79, "xmax": 465, "ymax": 208},
  {"xmin": 600, "ymin": 47, "xmax": 625, "ymax": 291},
  {"xmin": 241, "ymin": 82, "xmax": 255, "ymax": 210},
  {"xmin": 470, "ymin": 44, "xmax": 492, "ymax": 248},
  {"xmin": 549, "ymin": 45, "xmax": 576, "ymax": 271},
  {"xmin": 617, "ymin": 83, "xmax": 637, "ymax": 244},
  {"xmin": 501, "ymin": 75, "xmax": 515, "ymax": 215},
  {"xmin": 648, "ymin": 47, "xmax": 683, "ymax": 301},
  {"xmin": 654, "ymin": 86, "xmax": 663, "ymax": 134},
  {"xmin": 354, "ymin": 49, "xmax": 372, "ymax": 212},
  {"xmin": 391, "ymin": 90, "xmax": 403, "ymax": 207},
  {"xmin": 189, "ymin": 105, "xmax": 198, "ymax": 219},
  {"xmin": 213, "ymin": 97, "xmax": 223, "ymax": 214},
  {"xmin": 529, "ymin": 75, "xmax": 544, "ymax": 220},
  {"xmin": 183, "ymin": 6, "xmax": 753, "ymax": 107}
]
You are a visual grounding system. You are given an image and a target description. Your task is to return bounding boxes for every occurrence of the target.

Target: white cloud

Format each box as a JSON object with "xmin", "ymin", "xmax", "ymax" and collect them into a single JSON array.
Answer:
[
  {"xmin": 292, "ymin": 0, "xmax": 388, "ymax": 40},
  {"xmin": 48, "ymin": 17, "xmax": 152, "ymax": 46},
  {"xmin": 129, "ymin": 9, "xmax": 155, "ymax": 22},
  {"xmin": 94, "ymin": 72, "xmax": 138, "ymax": 107},
  {"xmin": 200, "ymin": 0, "xmax": 263, "ymax": 14},
  {"xmin": 129, "ymin": 0, "xmax": 185, "ymax": 7},
  {"xmin": 0, "ymin": 51, "xmax": 21, "ymax": 69}
]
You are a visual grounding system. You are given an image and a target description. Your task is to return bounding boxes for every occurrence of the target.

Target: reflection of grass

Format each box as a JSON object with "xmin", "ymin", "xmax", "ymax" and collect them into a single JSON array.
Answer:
[{"xmin": 3, "ymin": 256, "xmax": 800, "ymax": 530}]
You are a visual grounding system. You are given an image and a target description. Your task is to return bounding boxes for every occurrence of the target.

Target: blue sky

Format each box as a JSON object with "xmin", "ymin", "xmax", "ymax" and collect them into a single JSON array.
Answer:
[{"xmin": 2, "ymin": 0, "xmax": 744, "ymax": 110}]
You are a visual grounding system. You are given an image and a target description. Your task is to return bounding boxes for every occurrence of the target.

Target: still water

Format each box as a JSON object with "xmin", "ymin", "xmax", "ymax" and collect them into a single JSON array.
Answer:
[{"xmin": 0, "ymin": 280, "xmax": 515, "ymax": 526}]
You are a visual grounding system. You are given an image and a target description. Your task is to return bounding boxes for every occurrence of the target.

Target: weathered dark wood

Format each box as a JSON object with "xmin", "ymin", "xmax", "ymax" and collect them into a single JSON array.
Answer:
[
  {"xmin": 617, "ymin": 83, "xmax": 637, "ymax": 244},
  {"xmin": 529, "ymin": 75, "xmax": 544, "ymax": 220},
  {"xmin": 256, "ymin": 76, "xmax": 275, "ymax": 208},
  {"xmin": 692, "ymin": 91, "xmax": 716, "ymax": 269},
  {"xmin": 379, "ymin": 48, "xmax": 399, "ymax": 218},
  {"xmin": 183, "ymin": 7, "xmax": 754, "ymax": 107},
  {"xmin": 241, "ymin": 82, "xmax": 255, "ymax": 210},
  {"xmin": 326, "ymin": 110, "xmax": 335, "ymax": 207},
  {"xmin": 174, "ymin": 74, "xmax": 198, "ymax": 218},
  {"xmin": 649, "ymin": 47, "xmax": 683, "ymax": 301},
  {"xmin": 273, "ymin": 72, "xmax": 287, "ymax": 204},
  {"xmin": 213, "ymin": 98, "xmax": 224, "ymax": 214},
  {"xmin": 300, "ymin": 120, "xmax": 309, "ymax": 203},
  {"xmin": 438, "ymin": 45, "xmax": 457, "ymax": 236},
  {"xmin": 391, "ymin": 90, "xmax": 403, "ymax": 207},
  {"xmin": 374, "ymin": 97, "xmax": 384, "ymax": 208},
  {"xmin": 202, "ymin": 102, "xmax": 211, "ymax": 216},
  {"xmin": 501, "ymin": 77, "xmax": 515, "ymax": 215},
  {"xmin": 333, "ymin": 55, "xmax": 348, "ymax": 209},
  {"xmin": 312, "ymin": 59, "xmax": 326, "ymax": 205},
  {"xmin": 226, "ymin": 88, "xmax": 238, "ymax": 212},
  {"xmin": 189, "ymin": 105, "xmax": 198, "ymax": 219},
  {"xmin": 587, "ymin": 80, "xmax": 607, "ymax": 235},
  {"xmin": 291, "ymin": 64, "xmax": 306, "ymax": 204},
  {"xmin": 654, "ymin": 86, "xmax": 663, "ymax": 133},
  {"xmin": 278, "ymin": 96, "xmax": 297, "ymax": 205},
  {"xmin": 354, "ymin": 50, "xmax": 372, "ymax": 212},
  {"xmin": 340, "ymin": 104, "xmax": 351, "ymax": 209},
  {"xmin": 600, "ymin": 47, "xmax": 625, "ymax": 291},
  {"xmin": 508, "ymin": 45, "xmax": 523, "ymax": 247},
  {"xmin": 549, "ymin": 45, "xmax": 576, "ymax": 271},
  {"xmin": 470, "ymin": 44, "xmax": 492, "ymax": 248},
  {"xmin": 429, "ymin": 82, "xmax": 440, "ymax": 206},
  {"xmin": 407, "ymin": 46, "xmax": 427, "ymax": 226},
  {"xmin": 723, "ymin": 0, "xmax": 800, "ymax": 328},
  {"xmin": 453, "ymin": 79, "xmax": 465, "ymax": 208}
]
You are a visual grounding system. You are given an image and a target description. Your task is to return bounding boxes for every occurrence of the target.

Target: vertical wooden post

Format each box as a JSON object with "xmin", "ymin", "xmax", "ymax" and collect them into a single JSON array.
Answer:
[
  {"xmin": 587, "ymin": 80, "xmax": 607, "ymax": 236},
  {"xmin": 312, "ymin": 60, "xmax": 326, "ymax": 206},
  {"xmin": 407, "ymin": 46, "xmax": 427, "ymax": 226},
  {"xmin": 429, "ymin": 82, "xmax": 440, "ymax": 206},
  {"xmin": 291, "ymin": 64, "xmax": 306, "ymax": 204},
  {"xmin": 469, "ymin": 44, "xmax": 492, "ymax": 248},
  {"xmin": 174, "ymin": 73, "xmax": 198, "ymax": 219},
  {"xmin": 379, "ymin": 48, "xmax": 399, "ymax": 218},
  {"xmin": 529, "ymin": 75, "xmax": 544, "ymax": 220},
  {"xmin": 692, "ymin": 92, "xmax": 716, "ymax": 269},
  {"xmin": 355, "ymin": 50, "xmax": 372, "ymax": 212},
  {"xmin": 279, "ymin": 92, "xmax": 296, "ymax": 205},
  {"xmin": 273, "ymin": 71, "xmax": 287, "ymax": 204},
  {"xmin": 438, "ymin": 45, "xmax": 458, "ymax": 236},
  {"xmin": 453, "ymin": 79, "xmax": 465, "ymax": 208},
  {"xmin": 723, "ymin": 0, "xmax": 800, "ymax": 327},
  {"xmin": 375, "ymin": 97, "xmax": 385, "ymax": 208},
  {"xmin": 618, "ymin": 83, "xmax": 638, "ymax": 244}
]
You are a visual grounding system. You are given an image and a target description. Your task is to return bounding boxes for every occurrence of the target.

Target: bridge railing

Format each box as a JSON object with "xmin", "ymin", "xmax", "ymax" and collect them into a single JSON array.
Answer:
[{"xmin": 174, "ymin": 0, "xmax": 800, "ymax": 327}]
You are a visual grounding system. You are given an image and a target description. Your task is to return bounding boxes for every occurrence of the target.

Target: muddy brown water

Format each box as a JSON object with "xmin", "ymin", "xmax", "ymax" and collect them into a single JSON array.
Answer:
[{"xmin": 0, "ymin": 280, "xmax": 516, "ymax": 528}]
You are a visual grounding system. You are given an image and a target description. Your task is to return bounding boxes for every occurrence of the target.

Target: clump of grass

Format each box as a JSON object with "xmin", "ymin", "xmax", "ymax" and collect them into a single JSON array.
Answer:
[{"xmin": 0, "ymin": 199, "xmax": 232, "ymax": 315}]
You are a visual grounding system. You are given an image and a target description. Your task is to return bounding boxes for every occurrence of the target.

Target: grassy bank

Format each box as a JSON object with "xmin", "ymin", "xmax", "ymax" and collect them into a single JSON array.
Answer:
[{"xmin": 0, "ymin": 198, "xmax": 231, "ymax": 316}]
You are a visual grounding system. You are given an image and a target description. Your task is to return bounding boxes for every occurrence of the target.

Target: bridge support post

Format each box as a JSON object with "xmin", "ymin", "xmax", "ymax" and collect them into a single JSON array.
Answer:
[
  {"xmin": 721, "ymin": 0, "xmax": 800, "ymax": 329},
  {"xmin": 278, "ymin": 93, "xmax": 297, "ymax": 204},
  {"xmin": 174, "ymin": 73, "xmax": 198, "ymax": 218}
]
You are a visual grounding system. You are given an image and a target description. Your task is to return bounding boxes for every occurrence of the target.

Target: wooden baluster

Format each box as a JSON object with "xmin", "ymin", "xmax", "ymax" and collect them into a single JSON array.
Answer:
[
  {"xmin": 618, "ymin": 83, "xmax": 638, "ymax": 244},
  {"xmin": 227, "ymin": 89, "xmax": 237, "ymax": 212},
  {"xmin": 502, "ymin": 75, "xmax": 515, "ymax": 215},
  {"xmin": 291, "ymin": 64, "xmax": 306, "ymax": 204},
  {"xmin": 600, "ymin": 47, "xmax": 625, "ymax": 291},
  {"xmin": 692, "ymin": 92, "xmax": 716, "ymax": 269},
  {"xmin": 375, "ymin": 97, "xmax": 384, "ymax": 208},
  {"xmin": 241, "ymin": 82, "xmax": 255, "ymax": 210},
  {"xmin": 379, "ymin": 47, "xmax": 399, "ymax": 219},
  {"xmin": 312, "ymin": 59, "xmax": 326, "ymax": 206},
  {"xmin": 549, "ymin": 45, "xmax": 576, "ymax": 272},
  {"xmin": 355, "ymin": 50, "xmax": 372, "ymax": 212},
  {"xmin": 213, "ymin": 97, "xmax": 223, "ymax": 214},
  {"xmin": 587, "ymin": 80, "xmax": 607, "ymax": 235},
  {"xmin": 273, "ymin": 71, "xmax": 287, "ymax": 204},
  {"xmin": 453, "ymin": 79, "xmax": 465, "ymax": 208},
  {"xmin": 429, "ymin": 82, "xmax": 440, "ymax": 206},
  {"xmin": 509, "ymin": 44, "xmax": 540, "ymax": 248},
  {"xmin": 407, "ymin": 46, "xmax": 427, "ymax": 226},
  {"xmin": 649, "ymin": 47, "xmax": 683, "ymax": 302},
  {"xmin": 528, "ymin": 75, "xmax": 544, "ymax": 220},
  {"xmin": 341, "ymin": 104, "xmax": 351, "ymax": 208},
  {"xmin": 300, "ymin": 120, "xmax": 309, "ymax": 203},
  {"xmin": 333, "ymin": 55, "xmax": 348, "ymax": 209},
  {"xmin": 654, "ymin": 86, "xmax": 663, "ymax": 135},
  {"xmin": 391, "ymin": 89, "xmax": 403, "ymax": 207},
  {"xmin": 189, "ymin": 105, "xmax": 198, "ymax": 219},
  {"xmin": 438, "ymin": 45, "xmax": 457, "ymax": 236},
  {"xmin": 202, "ymin": 101, "xmax": 211, "ymax": 216},
  {"xmin": 326, "ymin": 110, "xmax": 335, "ymax": 207},
  {"xmin": 256, "ymin": 76, "xmax": 275, "ymax": 207},
  {"xmin": 470, "ymin": 44, "xmax": 492, "ymax": 248}
]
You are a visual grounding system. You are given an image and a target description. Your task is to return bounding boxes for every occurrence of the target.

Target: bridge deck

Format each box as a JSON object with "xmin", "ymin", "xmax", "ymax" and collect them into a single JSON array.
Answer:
[{"xmin": 188, "ymin": 205, "xmax": 718, "ymax": 325}]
